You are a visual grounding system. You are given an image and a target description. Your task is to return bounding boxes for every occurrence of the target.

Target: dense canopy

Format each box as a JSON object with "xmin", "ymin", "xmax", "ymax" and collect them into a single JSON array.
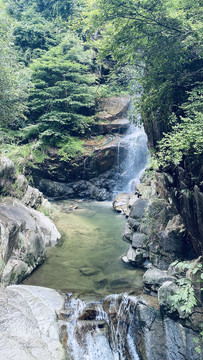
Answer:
[{"xmin": 0, "ymin": 0, "xmax": 202, "ymax": 166}]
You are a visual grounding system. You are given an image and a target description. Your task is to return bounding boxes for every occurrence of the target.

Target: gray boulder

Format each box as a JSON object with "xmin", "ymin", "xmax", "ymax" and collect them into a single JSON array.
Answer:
[
  {"xmin": 134, "ymin": 299, "xmax": 201, "ymax": 360},
  {"xmin": 0, "ymin": 156, "xmax": 45, "ymax": 209},
  {"xmin": 113, "ymin": 193, "xmax": 130, "ymax": 213},
  {"xmin": 143, "ymin": 267, "xmax": 176, "ymax": 295},
  {"xmin": 0, "ymin": 285, "xmax": 66, "ymax": 360},
  {"xmin": 132, "ymin": 233, "xmax": 147, "ymax": 248},
  {"xmin": 129, "ymin": 199, "xmax": 149, "ymax": 220},
  {"xmin": 122, "ymin": 223, "xmax": 133, "ymax": 244},
  {"xmin": 22, "ymin": 185, "xmax": 43, "ymax": 209},
  {"xmin": 0, "ymin": 200, "xmax": 60, "ymax": 285}
]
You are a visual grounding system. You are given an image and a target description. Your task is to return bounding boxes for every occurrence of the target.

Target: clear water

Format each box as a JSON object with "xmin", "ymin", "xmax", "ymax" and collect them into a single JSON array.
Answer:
[{"xmin": 23, "ymin": 201, "xmax": 144, "ymax": 296}]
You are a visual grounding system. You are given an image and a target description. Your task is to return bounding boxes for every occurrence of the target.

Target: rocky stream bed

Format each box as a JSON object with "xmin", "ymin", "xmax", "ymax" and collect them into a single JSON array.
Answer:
[{"xmin": 0, "ymin": 95, "xmax": 202, "ymax": 359}]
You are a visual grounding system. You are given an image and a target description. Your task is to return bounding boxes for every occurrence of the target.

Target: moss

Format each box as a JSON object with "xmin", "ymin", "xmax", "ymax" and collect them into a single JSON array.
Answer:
[{"xmin": 58, "ymin": 137, "xmax": 84, "ymax": 162}]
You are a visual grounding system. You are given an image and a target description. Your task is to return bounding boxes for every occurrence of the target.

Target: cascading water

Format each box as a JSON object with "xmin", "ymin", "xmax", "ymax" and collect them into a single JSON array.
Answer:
[
  {"xmin": 65, "ymin": 293, "xmax": 140, "ymax": 360},
  {"xmin": 63, "ymin": 115, "xmax": 149, "ymax": 359},
  {"xmin": 115, "ymin": 123, "xmax": 149, "ymax": 194}
]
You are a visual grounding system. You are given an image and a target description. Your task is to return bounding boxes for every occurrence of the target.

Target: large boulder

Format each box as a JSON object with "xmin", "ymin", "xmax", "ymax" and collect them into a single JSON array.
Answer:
[
  {"xmin": 0, "ymin": 200, "xmax": 60, "ymax": 285},
  {"xmin": 129, "ymin": 198, "xmax": 149, "ymax": 220},
  {"xmin": 0, "ymin": 285, "xmax": 66, "ymax": 360},
  {"xmin": 96, "ymin": 95, "xmax": 131, "ymax": 121},
  {"xmin": 143, "ymin": 268, "xmax": 176, "ymax": 295}
]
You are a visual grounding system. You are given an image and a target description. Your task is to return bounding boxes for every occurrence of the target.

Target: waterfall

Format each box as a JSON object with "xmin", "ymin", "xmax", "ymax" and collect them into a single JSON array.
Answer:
[
  {"xmin": 65, "ymin": 293, "xmax": 140, "ymax": 360},
  {"xmin": 115, "ymin": 123, "xmax": 149, "ymax": 194}
]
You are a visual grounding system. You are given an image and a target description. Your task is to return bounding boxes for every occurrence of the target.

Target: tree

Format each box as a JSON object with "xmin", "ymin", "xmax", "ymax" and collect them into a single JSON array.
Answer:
[
  {"xmin": 0, "ymin": 0, "xmax": 30, "ymax": 129},
  {"xmin": 83, "ymin": 0, "xmax": 203, "ymax": 146},
  {"xmin": 5, "ymin": 0, "xmax": 71, "ymax": 65},
  {"xmin": 25, "ymin": 32, "xmax": 96, "ymax": 146},
  {"xmin": 13, "ymin": 10, "xmax": 62, "ymax": 65},
  {"xmin": 158, "ymin": 86, "xmax": 203, "ymax": 168},
  {"xmin": 5, "ymin": 0, "xmax": 75, "ymax": 21}
]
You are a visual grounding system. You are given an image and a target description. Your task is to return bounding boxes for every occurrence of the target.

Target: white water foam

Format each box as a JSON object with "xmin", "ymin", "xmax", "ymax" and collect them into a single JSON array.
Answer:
[{"xmin": 65, "ymin": 293, "xmax": 140, "ymax": 360}]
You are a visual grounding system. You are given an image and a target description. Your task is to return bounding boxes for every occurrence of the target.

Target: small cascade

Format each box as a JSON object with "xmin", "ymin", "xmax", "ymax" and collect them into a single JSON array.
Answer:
[
  {"xmin": 65, "ymin": 293, "xmax": 139, "ymax": 360},
  {"xmin": 115, "ymin": 123, "xmax": 149, "ymax": 194}
]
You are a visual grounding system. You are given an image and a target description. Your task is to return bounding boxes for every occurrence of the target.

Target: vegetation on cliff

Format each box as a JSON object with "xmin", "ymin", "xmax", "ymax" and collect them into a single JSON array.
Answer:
[
  {"xmin": 82, "ymin": 0, "xmax": 203, "ymax": 163},
  {"xmin": 0, "ymin": 0, "xmax": 127, "ymax": 165},
  {"xmin": 1, "ymin": 0, "xmax": 201, "ymax": 170}
]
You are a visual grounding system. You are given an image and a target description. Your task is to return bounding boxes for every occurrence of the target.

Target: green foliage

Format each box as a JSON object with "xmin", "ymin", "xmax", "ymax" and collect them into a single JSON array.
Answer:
[
  {"xmin": 58, "ymin": 137, "xmax": 84, "ymax": 161},
  {"xmin": 170, "ymin": 277, "xmax": 197, "ymax": 315},
  {"xmin": 83, "ymin": 0, "xmax": 203, "ymax": 149},
  {"xmin": 5, "ymin": 0, "xmax": 71, "ymax": 65},
  {"xmin": 5, "ymin": 0, "xmax": 75, "ymax": 21},
  {"xmin": 158, "ymin": 87, "xmax": 203, "ymax": 167},
  {"xmin": 0, "ymin": 0, "xmax": 30, "ymax": 129},
  {"xmin": 169, "ymin": 260, "xmax": 202, "ymax": 316},
  {"xmin": 26, "ymin": 32, "xmax": 96, "ymax": 146},
  {"xmin": 0, "ymin": 142, "xmax": 32, "ymax": 173},
  {"xmin": 13, "ymin": 13, "xmax": 62, "ymax": 64}
]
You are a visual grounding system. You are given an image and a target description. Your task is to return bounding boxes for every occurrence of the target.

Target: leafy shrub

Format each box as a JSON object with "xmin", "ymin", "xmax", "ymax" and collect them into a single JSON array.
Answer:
[
  {"xmin": 58, "ymin": 137, "xmax": 84, "ymax": 161},
  {"xmin": 158, "ymin": 87, "xmax": 203, "ymax": 167}
]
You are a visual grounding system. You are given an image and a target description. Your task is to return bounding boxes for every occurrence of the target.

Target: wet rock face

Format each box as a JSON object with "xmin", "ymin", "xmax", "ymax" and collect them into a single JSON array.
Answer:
[
  {"xmin": 32, "ymin": 139, "xmax": 129, "ymax": 200},
  {"xmin": 64, "ymin": 293, "xmax": 202, "ymax": 360},
  {"xmin": 0, "ymin": 200, "xmax": 60, "ymax": 285}
]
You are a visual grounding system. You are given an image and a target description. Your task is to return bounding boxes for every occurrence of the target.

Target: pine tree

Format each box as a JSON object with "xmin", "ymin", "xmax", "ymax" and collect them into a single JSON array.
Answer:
[{"xmin": 26, "ymin": 32, "xmax": 96, "ymax": 146}]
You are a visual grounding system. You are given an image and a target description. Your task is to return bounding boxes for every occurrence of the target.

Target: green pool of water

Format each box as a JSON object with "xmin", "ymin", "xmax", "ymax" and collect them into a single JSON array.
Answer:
[{"xmin": 23, "ymin": 201, "xmax": 144, "ymax": 296}]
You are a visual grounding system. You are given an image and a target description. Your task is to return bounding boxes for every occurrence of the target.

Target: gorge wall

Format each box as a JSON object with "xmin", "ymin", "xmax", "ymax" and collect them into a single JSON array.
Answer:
[
  {"xmin": 144, "ymin": 119, "xmax": 203, "ymax": 260},
  {"xmin": 0, "ymin": 95, "xmax": 202, "ymax": 359}
]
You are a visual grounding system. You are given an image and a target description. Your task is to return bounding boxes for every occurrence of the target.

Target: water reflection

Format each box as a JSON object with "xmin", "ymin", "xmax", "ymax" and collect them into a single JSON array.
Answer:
[{"xmin": 23, "ymin": 201, "xmax": 144, "ymax": 295}]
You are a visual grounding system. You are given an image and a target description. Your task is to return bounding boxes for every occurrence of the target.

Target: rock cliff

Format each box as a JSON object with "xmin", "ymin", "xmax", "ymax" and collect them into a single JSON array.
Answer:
[
  {"xmin": 0, "ymin": 156, "xmax": 60, "ymax": 285},
  {"xmin": 115, "ymin": 170, "xmax": 203, "ymax": 346},
  {"xmin": 28, "ymin": 95, "xmax": 131, "ymax": 200}
]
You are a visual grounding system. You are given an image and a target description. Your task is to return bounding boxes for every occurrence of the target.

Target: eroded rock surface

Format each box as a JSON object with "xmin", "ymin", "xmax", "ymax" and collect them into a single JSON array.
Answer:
[
  {"xmin": 0, "ymin": 285, "xmax": 66, "ymax": 360},
  {"xmin": 0, "ymin": 200, "xmax": 60, "ymax": 285},
  {"xmin": 120, "ymin": 172, "xmax": 194, "ymax": 270}
]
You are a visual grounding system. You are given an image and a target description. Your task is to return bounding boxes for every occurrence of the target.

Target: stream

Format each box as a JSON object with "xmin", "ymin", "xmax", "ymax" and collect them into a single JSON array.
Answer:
[
  {"xmin": 23, "ymin": 200, "xmax": 144, "ymax": 296},
  {"xmin": 23, "ymin": 123, "xmax": 149, "ymax": 359}
]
